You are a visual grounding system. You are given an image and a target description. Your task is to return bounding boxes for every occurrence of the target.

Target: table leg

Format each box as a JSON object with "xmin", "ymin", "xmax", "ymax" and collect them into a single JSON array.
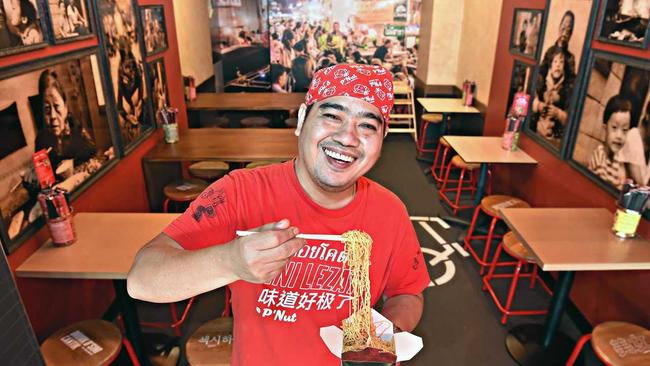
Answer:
[
  {"xmin": 473, "ymin": 163, "xmax": 489, "ymax": 206},
  {"xmin": 114, "ymin": 279, "xmax": 151, "ymax": 366},
  {"xmin": 505, "ymin": 271, "xmax": 576, "ymax": 366}
]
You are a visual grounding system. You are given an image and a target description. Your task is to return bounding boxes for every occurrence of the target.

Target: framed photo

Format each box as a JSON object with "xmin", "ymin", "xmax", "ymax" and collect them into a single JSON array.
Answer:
[
  {"xmin": 570, "ymin": 52, "xmax": 650, "ymax": 193},
  {"xmin": 506, "ymin": 61, "xmax": 535, "ymax": 116},
  {"xmin": 509, "ymin": 8, "xmax": 544, "ymax": 60},
  {"xmin": 141, "ymin": 5, "xmax": 167, "ymax": 56},
  {"xmin": 96, "ymin": 0, "xmax": 154, "ymax": 152},
  {"xmin": 147, "ymin": 57, "xmax": 168, "ymax": 118},
  {"xmin": 45, "ymin": 0, "xmax": 94, "ymax": 43},
  {"xmin": 0, "ymin": 49, "xmax": 118, "ymax": 253},
  {"xmin": 596, "ymin": 0, "xmax": 649, "ymax": 48},
  {"xmin": 0, "ymin": 0, "xmax": 48, "ymax": 57},
  {"xmin": 526, "ymin": 0, "xmax": 598, "ymax": 154}
]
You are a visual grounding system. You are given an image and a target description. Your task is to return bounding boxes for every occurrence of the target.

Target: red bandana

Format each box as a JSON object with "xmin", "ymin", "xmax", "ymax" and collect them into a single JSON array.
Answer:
[{"xmin": 305, "ymin": 64, "xmax": 394, "ymax": 123}]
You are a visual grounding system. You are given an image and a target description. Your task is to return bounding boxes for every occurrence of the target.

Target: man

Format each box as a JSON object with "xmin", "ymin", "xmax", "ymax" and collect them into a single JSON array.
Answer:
[
  {"xmin": 127, "ymin": 64, "xmax": 430, "ymax": 365},
  {"xmin": 373, "ymin": 38, "xmax": 392, "ymax": 63}
]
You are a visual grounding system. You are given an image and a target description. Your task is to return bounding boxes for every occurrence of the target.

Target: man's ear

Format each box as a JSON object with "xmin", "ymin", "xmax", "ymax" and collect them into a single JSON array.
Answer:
[{"xmin": 295, "ymin": 103, "xmax": 307, "ymax": 137}]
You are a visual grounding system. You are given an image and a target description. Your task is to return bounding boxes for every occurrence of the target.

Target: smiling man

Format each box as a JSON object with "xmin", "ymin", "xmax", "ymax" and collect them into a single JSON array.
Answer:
[{"xmin": 127, "ymin": 64, "xmax": 430, "ymax": 365}]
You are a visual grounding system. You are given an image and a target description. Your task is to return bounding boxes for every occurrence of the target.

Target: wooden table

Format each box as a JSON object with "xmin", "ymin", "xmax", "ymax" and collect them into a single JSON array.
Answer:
[
  {"xmin": 417, "ymin": 98, "xmax": 480, "ymax": 132},
  {"xmin": 143, "ymin": 129, "xmax": 298, "ymax": 211},
  {"xmin": 443, "ymin": 136, "xmax": 537, "ymax": 205},
  {"xmin": 186, "ymin": 92, "xmax": 305, "ymax": 111},
  {"xmin": 16, "ymin": 213, "xmax": 179, "ymax": 366},
  {"xmin": 500, "ymin": 208, "xmax": 650, "ymax": 366}
]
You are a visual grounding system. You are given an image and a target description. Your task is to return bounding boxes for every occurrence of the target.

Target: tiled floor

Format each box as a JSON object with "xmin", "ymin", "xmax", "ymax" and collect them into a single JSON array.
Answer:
[{"xmin": 132, "ymin": 134, "xmax": 594, "ymax": 365}]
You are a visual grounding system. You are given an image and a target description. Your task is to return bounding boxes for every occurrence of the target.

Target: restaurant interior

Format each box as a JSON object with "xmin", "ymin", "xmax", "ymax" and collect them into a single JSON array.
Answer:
[{"xmin": 0, "ymin": 0, "xmax": 649, "ymax": 365}]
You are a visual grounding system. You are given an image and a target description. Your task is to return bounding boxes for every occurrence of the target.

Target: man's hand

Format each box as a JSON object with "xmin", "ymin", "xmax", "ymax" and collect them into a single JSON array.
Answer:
[{"xmin": 228, "ymin": 219, "xmax": 307, "ymax": 283}]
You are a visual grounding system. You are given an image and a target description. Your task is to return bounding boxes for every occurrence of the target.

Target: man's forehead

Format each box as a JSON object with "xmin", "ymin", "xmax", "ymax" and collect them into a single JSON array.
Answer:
[{"xmin": 313, "ymin": 96, "xmax": 382, "ymax": 117}]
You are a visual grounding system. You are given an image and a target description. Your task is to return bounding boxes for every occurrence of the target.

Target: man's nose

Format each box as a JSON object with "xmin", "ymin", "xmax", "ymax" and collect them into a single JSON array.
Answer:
[{"xmin": 332, "ymin": 120, "xmax": 360, "ymax": 146}]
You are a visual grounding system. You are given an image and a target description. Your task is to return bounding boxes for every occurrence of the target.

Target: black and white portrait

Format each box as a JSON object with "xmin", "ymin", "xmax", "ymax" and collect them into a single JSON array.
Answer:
[
  {"xmin": 142, "ymin": 5, "xmax": 167, "ymax": 55},
  {"xmin": 0, "ymin": 0, "xmax": 46, "ymax": 56},
  {"xmin": 528, "ymin": 0, "xmax": 594, "ymax": 150},
  {"xmin": 598, "ymin": 0, "xmax": 649, "ymax": 47},
  {"xmin": 572, "ymin": 54, "xmax": 650, "ymax": 190},
  {"xmin": 510, "ymin": 9, "xmax": 543, "ymax": 59},
  {"xmin": 147, "ymin": 58, "xmax": 168, "ymax": 119},
  {"xmin": 47, "ymin": 0, "xmax": 91, "ymax": 42},
  {"xmin": 97, "ymin": 0, "xmax": 151, "ymax": 148},
  {"xmin": 0, "ymin": 53, "xmax": 115, "ymax": 248}
]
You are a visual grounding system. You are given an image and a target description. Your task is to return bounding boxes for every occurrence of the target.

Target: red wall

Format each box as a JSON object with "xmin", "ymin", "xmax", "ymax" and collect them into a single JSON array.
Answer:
[
  {"xmin": 486, "ymin": 1, "xmax": 650, "ymax": 325},
  {"xmin": 6, "ymin": 0, "xmax": 187, "ymax": 340}
]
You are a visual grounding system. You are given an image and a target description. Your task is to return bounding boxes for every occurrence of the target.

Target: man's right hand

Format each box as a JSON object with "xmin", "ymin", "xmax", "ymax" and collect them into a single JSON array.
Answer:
[{"xmin": 227, "ymin": 219, "xmax": 306, "ymax": 283}]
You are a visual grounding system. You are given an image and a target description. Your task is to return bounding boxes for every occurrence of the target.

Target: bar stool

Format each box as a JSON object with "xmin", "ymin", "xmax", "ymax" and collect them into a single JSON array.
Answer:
[
  {"xmin": 189, "ymin": 161, "xmax": 230, "ymax": 182},
  {"xmin": 240, "ymin": 116, "xmax": 270, "ymax": 128},
  {"xmin": 162, "ymin": 178, "xmax": 209, "ymax": 213},
  {"xmin": 245, "ymin": 161, "xmax": 276, "ymax": 169},
  {"xmin": 431, "ymin": 136, "xmax": 454, "ymax": 186},
  {"xmin": 185, "ymin": 317, "xmax": 234, "ymax": 366},
  {"xmin": 482, "ymin": 231, "xmax": 552, "ymax": 324},
  {"xmin": 438, "ymin": 155, "xmax": 480, "ymax": 215},
  {"xmin": 285, "ymin": 117, "xmax": 298, "ymax": 128},
  {"xmin": 416, "ymin": 113, "xmax": 443, "ymax": 157},
  {"xmin": 200, "ymin": 116, "xmax": 230, "ymax": 128},
  {"xmin": 41, "ymin": 319, "xmax": 139, "ymax": 366},
  {"xmin": 464, "ymin": 195, "xmax": 530, "ymax": 275},
  {"xmin": 566, "ymin": 321, "xmax": 650, "ymax": 366}
]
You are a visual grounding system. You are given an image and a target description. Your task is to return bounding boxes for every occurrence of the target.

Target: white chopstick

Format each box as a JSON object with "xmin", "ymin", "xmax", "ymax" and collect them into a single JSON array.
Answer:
[{"xmin": 236, "ymin": 230, "xmax": 346, "ymax": 242}]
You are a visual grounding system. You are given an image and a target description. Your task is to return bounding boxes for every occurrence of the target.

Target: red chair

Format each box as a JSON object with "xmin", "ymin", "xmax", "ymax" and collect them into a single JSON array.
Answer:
[
  {"xmin": 482, "ymin": 232, "xmax": 552, "ymax": 324},
  {"xmin": 566, "ymin": 321, "xmax": 650, "ymax": 366},
  {"xmin": 438, "ymin": 155, "xmax": 480, "ymax": 215},
  {"xmin": 431, "ymin": 137, "xmax": 454, "ymax": 186},
  {"xmin": 464, "ymin": 195, "xmax": 530, "ymax": 275},
  {"xmin": 416, "ymin": 114, "xmax": 443, "ymax": 157}
]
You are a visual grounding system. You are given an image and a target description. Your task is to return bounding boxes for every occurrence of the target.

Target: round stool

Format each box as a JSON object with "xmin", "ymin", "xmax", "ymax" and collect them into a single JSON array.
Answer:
[
  {"xmin": 163, "ymin": 178, "xmax": 209, "ymax": 213},
  {"xmin": 482, "ymin": 232, "xmax": 552, "ymax": 324},
  {"xmin": 284, "ymin": 117, "xmax": 298, "ymax": 128},
  {"xmin": 41, "ymin": 319, "xmax": 137, "ymax": 366},
  {"xmin": 240, "ymin": 116, "xmax": 270, "ymax": 128},
  {"xmin": 189, "ymin": 161, "xmax": 230, "ymax": 181},
  {"xmin": 431, "ymin": 136, "xmax": 453, "ymax": 186},
  {"xmin": 186, "ymin": 317, "xmax": 234, "ymax": 366},
  {"xmin": 464, "ymin": 195, "xmax": 530, "ymax": 275},
  {"xmin": 439, "ymin": 155, "xmax": 480, "ymax": 215},
  {"xmin": 201, "ymin": 116, "xmax": 230, "ymax": 128},
  {"xmin": 567, "ymin": 322, "xmax": 650, "ymax": 366},
  {"xmin": 416, "ymin": 113, "xmax": 443, "ymax": 157},
  {"xmin": 245, "ymin": 161, "xmax": 275, "ymax": 169}
]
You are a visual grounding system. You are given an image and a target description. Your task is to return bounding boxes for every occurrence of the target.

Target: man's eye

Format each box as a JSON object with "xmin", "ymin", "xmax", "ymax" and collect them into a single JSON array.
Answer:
[
  {"xmin": 323, "ymin": 113, "xmax": 340, "ymax": 120},
  {"xmin": 361, "ymin": 123, "xmax": 378, "ymax": 131}
]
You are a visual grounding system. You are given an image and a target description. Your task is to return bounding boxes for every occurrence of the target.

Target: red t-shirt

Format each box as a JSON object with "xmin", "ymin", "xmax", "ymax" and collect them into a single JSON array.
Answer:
[{"xmin": 164, "ymin": 160, "xmax": 430, "ymax": 365}]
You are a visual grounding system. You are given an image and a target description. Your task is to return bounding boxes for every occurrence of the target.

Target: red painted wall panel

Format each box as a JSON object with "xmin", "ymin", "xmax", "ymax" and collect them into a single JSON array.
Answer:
[
  {"xmin": 486, "ymin": 1, "xmax": 650, "ymax": 326},
  {"xmin": 6, "ymin": 0, "xmax": 186, "ymax": 340}
]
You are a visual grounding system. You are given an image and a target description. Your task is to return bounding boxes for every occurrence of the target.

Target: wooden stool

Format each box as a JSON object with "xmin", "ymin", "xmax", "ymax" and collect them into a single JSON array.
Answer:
[
  {"xmin": 245, "ymin": 161, "xmax": 275, "ymax": 169},
  {"xmin": 41, "ymin": 319, "xmax": 138, "ymax": 366},
  {"xmin": 240, "ymin": 116, "xmax": 270, "ymax": 128},
  {"xmin": 186, "ymin": 317, "xmax": 234, "ymax": 366},
  {"xmin": 439, "ymin": 155, "xmax": 480, "ymax": 215},
  {"xmin": 431, "ymin": 136, "xmax": 454, "ymax": 186},
  {"xmin": 189, "ymin": 161, "xmax": 230, "ymax": 181},
  {"xmin": 162, "ymin": 179, "xmax": 209, "ymax": 213},
  {"xmin": 284, "ymin": 117, "xmax": 298, "ymax": 128},
  {"xmin": 464, "ymin": 195, "xmax": 530, "ymax": 275},
  {"xmin": 482, "ymin": 232, "xmax": 552, "ymax": 324},
  {"xmin": 200, "ymin": 116, "xmax": 230, "ymax": 128},
  {"xmin": 416, "ymin": 113, "xmax": 443, "ymax": 157},
  {"xmin": 566, "ymin": 322, "xmax": 650, "ymax": 366}
]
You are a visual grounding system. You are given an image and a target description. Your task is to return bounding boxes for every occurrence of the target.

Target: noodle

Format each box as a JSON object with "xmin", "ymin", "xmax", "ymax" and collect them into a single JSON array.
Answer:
[{"xmin": 341, "ymin": 230, "xmax": 394, "ymax": 354}]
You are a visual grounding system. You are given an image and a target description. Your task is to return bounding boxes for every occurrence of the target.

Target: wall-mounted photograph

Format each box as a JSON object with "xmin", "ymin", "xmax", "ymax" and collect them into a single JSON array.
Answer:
[
  {"xmin": 597, "ymin": 0, "xmax": 649, "ymax": 48},
  {"xmin": 147, "ymin": 57, "xmax": 168, "ymax": 118},
  {"xmin": 142, "ymin": 5, "xmax": 167, "ymax": 56},
  {"xmin": 509, "ymin": 8, "xmax": 544, "ymax": 60},
  {"xmin": 528, "ymin": 0, "xmax": 595, "ymax": 151},
  {"xmin": 506, "ymin": 60, "xmax": 534, "ymax": 115},
  {"xmin": 0, "ymin": 52, "xmax": 116, "ymax": 252},
  {"xmin": 46, "ymin": 0, "xmax": 93, "ymax": 43},
  {"xmin": 97, "ymin": 0, "xmax": 152, "ymax": 150},
  {"xmin": 0, "ymin": 0, "xmax": 47, "ymax": 56},
  {"xmin": 571, "ymin": 53, "xmax": 649, "ymax": 191}
]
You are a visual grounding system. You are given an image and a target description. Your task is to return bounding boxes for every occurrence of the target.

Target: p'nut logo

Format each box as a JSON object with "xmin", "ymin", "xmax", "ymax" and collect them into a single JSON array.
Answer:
[
  {"xmin": 375, "ymin": 88, "xmax": 386, "ymax": 101},
  {"xmin": 322, "ymin": 86, "xmax": 337, "ymax": 97},
  {"xmin": 356, "ymin": 68, "xmax": 371, "ymax": 76},
  {"xmin": 333, "ymin": 68, "xmax": 349, "ymax": 79},
  {"xmin": 311, "ymin": 77, "xmax": 321, "ymax": 89},
  {"xmin": 369, "ymin": 79, "xmax": 381, "ymax": 87},
  {"xmin": 353, "ymin": 84, "xmax": 370, "ymax": 96},
  {"xmin": 305, "ymin": 93, "xmax": 313, "ymax": 103},
  {"xmin": 318, "ymin": 80, "xmax": 332, "ymax": 95},
  {"xmin": 340, "ymin": 74, "xmax": 358, "ymax": 86},
  {"xmin": 373, "ymin": 68, "xmax": 387, "ymax": 75},
  {"xmin": 381, "ymin": 105, "xmax": 389, "ymax": 114},
  {"xmin": 322, "ymin": 66, "xmax": 335, "ymax": 75},
  {"xmin": 383, "ymin": 79, "xmax": 392, "ymax": 90},
  {"xmin": 387, "ymin": 92, "xmax": 393, "ymax": 100},
  {"xmin": 363, "ymin": 95, "xmax": 375, "ymax": 104}
]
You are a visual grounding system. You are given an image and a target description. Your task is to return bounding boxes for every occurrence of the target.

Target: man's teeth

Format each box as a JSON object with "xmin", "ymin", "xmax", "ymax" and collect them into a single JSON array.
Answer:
[{"xmin": 324, "ymin": 148, "xmax": 354, "ymax": 162}]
